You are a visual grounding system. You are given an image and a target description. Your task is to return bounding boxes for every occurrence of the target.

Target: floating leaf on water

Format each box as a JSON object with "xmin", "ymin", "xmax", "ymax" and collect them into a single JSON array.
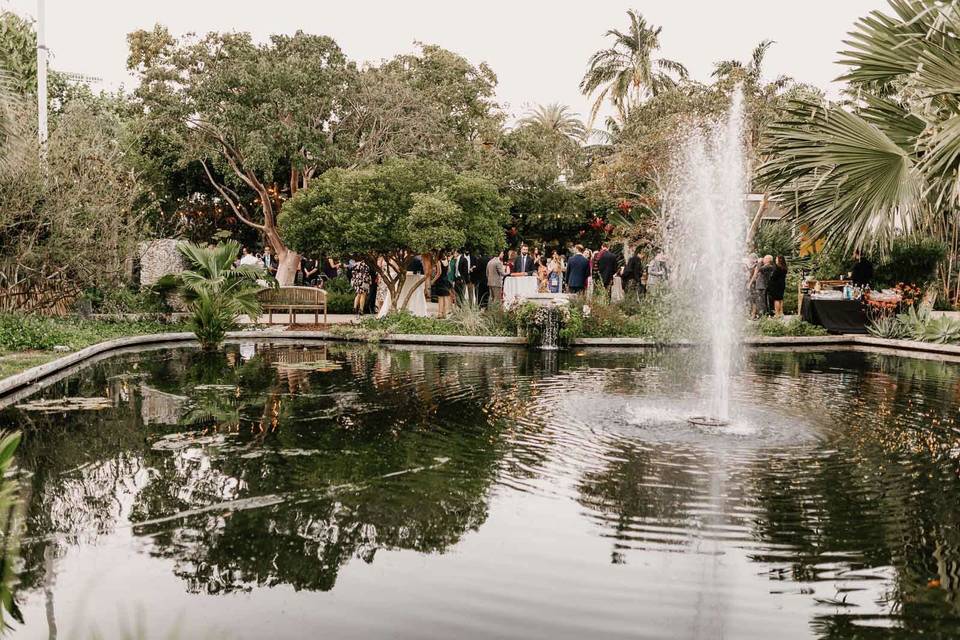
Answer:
[
  {"xmin": 152, "ymin": 432, "xmax": 233, "ymax": 451},
  {"xmin": 238, "ymin": 448, "xmax": 322, "ymax": 459},
  {"xmin": 16, "ymin": 397, "xmax": 114, "ymax": 412},
  {"xmin": 277, "ymin": 360, "xmax": 342, "ymax": 372}
]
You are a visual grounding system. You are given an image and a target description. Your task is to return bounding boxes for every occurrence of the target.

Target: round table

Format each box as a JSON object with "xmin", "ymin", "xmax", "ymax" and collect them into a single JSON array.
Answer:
[{"xmin": 503, "ymin": 276, "xmax": 539, "ymax": 304}]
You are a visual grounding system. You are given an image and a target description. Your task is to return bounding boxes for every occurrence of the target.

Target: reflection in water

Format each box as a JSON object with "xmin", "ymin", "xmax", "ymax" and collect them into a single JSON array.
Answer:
[{"xmin": 3, "ymin": 345, "xmax": 960, "ymax": 638}]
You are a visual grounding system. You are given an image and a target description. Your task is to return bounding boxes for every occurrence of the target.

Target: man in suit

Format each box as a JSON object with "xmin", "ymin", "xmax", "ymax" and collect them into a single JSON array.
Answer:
[
  {"xmin": 566, "ymin": 245, "xmax": 590, "ymax": 293},
  {"xmin": 513, "ymin": 244, "xmax": 535, "ymax": 275},
  {"xmin": 474, "ymin": 253, "xmax": 491, "ymax": 307},
  {"xmin": 596, "ymin": 243, "xmax": 619, "ymax": 289},
  {"xmin": 621, "ymin": 247, "xmax": 645, "ymax": 297},
  {"xmin": 457, "ymin": 249, "xmax": 477, "ymax": 304},
  {"xmin": 485, "ymin": 252, "xmax": 507, "ymax": 307}
]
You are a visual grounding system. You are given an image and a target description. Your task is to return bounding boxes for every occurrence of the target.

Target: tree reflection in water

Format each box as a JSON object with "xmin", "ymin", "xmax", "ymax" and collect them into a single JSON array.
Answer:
[{"xmin": 7, "ymin": 344, "xmax": 548, "ymax": 596}]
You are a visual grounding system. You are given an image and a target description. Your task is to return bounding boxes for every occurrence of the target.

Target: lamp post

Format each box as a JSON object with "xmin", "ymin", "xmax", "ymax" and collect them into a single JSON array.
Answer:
[{"xmin": 36, "ymin": 0, "xmax": 48, "ymax": 158}]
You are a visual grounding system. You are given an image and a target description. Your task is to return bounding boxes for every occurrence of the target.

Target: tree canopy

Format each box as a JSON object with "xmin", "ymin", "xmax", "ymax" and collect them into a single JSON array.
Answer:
[
  {"xmin": 127, "ymin": 25, "xmax": 358, "ymax": 284},
  {"xmin": 279, "ymin": 159, "xmax": 508, "ymax": 309}
]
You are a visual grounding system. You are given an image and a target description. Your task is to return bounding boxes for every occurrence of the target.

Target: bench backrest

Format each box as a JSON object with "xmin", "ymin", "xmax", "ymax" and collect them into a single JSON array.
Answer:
[{"xmin": 257, "ymin": 286, "xmax": 327, "ymax": 306}]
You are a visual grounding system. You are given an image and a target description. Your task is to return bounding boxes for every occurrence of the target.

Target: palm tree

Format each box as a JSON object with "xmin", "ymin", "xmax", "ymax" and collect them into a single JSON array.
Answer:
[
  {"xmin": 580, "ymin": 9, "xmax": 688, "ymax": 127},
  {"xmin": 712, "ymin": 39, "xmax": 792, "ymax": 91},
  {"xmin": 757, "ymin": 0, "xmax": 960, "ymax": 296},
  {"xmin": 518, "ymin": 103, "xmax": 587, "ymax": 143},
  {"xmin": 177, "ymin": 241, "xmax": 265, "ymax": 350}
]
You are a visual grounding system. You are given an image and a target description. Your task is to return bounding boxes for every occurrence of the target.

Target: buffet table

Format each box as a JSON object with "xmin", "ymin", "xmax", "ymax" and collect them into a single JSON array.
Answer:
[
  {"xmin": 800, "ymin": 297, "xmax": 868, "ymax": 334},
  {"xmin": 503, "ymin": 275, "xmax": 539, "ymax": 304}
]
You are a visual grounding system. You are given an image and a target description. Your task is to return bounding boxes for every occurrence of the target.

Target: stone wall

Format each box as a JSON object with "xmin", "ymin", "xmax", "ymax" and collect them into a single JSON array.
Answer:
[{"xmin": 138, "ymin": 239, "xmax": 184, "ymax": 287}]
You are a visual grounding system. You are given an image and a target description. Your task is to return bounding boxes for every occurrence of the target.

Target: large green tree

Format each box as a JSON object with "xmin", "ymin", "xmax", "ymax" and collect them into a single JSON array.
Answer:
[
  {"xmin": 279, "ymin": 159, "xmax": 508, "ymax": 310},
  {"xmin": 343, "ymin": 43, "xmax": 503, "ymax": 169},
  {"xmin": 127, "ymin": 26, "xmax": 357, "ymax": 285}
]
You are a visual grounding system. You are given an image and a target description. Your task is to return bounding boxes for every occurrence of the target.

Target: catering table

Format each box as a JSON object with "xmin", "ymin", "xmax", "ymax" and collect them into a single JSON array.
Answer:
[
  {"xmin": 503, "ymin": 275, "xmax": 539, "ymax": 304},
  {"xmin": 800, "ymin": 297, "xmax": 868, "ymax": 334},
  {"xmin": 378, "ymin": 272, "xmax": 428, "ymax": 318}
]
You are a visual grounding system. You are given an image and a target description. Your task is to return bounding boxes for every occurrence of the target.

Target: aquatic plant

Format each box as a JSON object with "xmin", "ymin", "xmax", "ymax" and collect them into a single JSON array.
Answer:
[{"xmin": 176, "ymin": 241, "xmax": 265, "ymax": 350}]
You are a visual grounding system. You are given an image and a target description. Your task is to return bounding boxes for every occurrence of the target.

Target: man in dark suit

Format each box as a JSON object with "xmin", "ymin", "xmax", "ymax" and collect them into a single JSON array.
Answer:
[
  {"xmin": 621, "ymin": 247, "xmax": 645, "ymax": 297},
  {"xmin": 457, "ymin": 249, "xmax": 478, "ymax": 304},
  {"xmin": 566, "ymin": 245, "xmax": 590, "ymax": 293},
  {"xmin": 474, "ymin": 253, "xmax": 491, "ymax": 307},
  {"xmin": 596, "ymin": 243, "xmax": 619, "ymax": 289},
  {"xmin": 513, "ymin": 244, "xmax": 535, "ymax": 275}
]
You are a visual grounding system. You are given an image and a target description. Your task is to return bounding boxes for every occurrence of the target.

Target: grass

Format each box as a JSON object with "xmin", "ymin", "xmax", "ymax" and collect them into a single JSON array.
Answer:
[{"xmin": 0, "ymin": 314, "xmax": 188, "ymax": 380}]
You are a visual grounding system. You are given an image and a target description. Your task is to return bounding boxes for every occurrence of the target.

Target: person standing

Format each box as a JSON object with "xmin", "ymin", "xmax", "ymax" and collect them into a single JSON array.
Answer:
[
  {"xmin": 351, "ymin": 259, "xmax": 372, "ymax": 315},
  {"xmin": 457, "ymin": 249, "xmax": 477, "ymax": 305},
  {"xmin": 486, "ymin": 251, "xmax": 507, "ymax": 306},
  {"xmin": 769, "ymin": 255, "xmax": 788, "ymax": 317},
  {"xmin": 566, "ymin": 245, "xmax": 590, "ymax": 293},
  {"xmin": 301, "ymin": 257, "xmax": 319, "ymax": 286},
  {"xmin": 621, "ymin": 247, "xmax": 645, "ymax": 297},
  {"xmin": 434, "ymin": 253, "xmax": 455, "ymax": 317},
  {"xmin": 475, "ymin": 253, "xmax": 491, "ymax": 308},
  {"xmin": 748, "ymin": 255, "xmax": 775, "ymax": 317},
  {"xmin": 547, "ymin": 251, "xmax": 563, "ymax": 294},
  {"xmin": 647, "ymin": 252, "xmax": 669, "ymax": 292},
  {"xmin": 851, "ymin": 249, "xmax": 874, "ymax": 286},
  {"xmin": 597, "ymin": 243, "xmax": 618, "ymax": 289},
  {"xmin": 513, "ymin": 244, "xmax": 535, "ymax": 275}
]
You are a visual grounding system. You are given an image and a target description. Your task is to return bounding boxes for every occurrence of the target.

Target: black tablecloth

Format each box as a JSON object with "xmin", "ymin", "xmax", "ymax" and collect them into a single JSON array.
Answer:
[{"xmin": 800, "ymin": 298, "xmax": 868, "ymax": 334}]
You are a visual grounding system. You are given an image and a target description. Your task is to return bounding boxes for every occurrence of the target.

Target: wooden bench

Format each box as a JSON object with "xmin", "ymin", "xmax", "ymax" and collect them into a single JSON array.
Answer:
[{"xmin": 257, "ymin": 286, "xmax": 328, "ymax": 325}]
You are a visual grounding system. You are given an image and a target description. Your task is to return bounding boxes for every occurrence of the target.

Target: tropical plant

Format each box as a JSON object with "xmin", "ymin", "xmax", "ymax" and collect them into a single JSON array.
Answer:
[
  {"xmin": 757, "ymin": 1, "xmax": 960, "ymax": 298},
  {"xmin": 517, "ymin": 103, "xmax": 587, "ymax": 143},
  {"xmin": 867, "ymin": 314, "xmax": 907, "ymax": 339},
  {"xmin": 0, "ymin": 430, "xmax": 23, "ymax": 629},
  {"xmin": 176, "ymin": 241, "xmax": 265, "ymax": 350},
  {"xmin": 579, "ymin": 9, "xmax": 687, "ymax": 125}
]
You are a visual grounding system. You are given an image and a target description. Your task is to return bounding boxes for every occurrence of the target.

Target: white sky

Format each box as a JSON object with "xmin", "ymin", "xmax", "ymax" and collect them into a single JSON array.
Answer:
[{"xmin": 3, "ymin": 0, "xmax": 885, "ymax": 122}]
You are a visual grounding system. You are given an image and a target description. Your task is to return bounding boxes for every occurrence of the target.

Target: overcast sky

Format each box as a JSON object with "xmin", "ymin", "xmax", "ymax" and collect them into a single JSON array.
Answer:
[{"xmin": 3, "ymin": 0, "xmax": 886, "ymax": 121}]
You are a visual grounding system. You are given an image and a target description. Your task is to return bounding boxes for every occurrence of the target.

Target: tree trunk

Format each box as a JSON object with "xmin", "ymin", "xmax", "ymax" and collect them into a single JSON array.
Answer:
[
  {"xmin": 275, "ymin": 248, "xmax": 300, "ymax": 286},
  {"xmin": 746, "ymin": 193, "xmax": 769, "ymax": 249}
]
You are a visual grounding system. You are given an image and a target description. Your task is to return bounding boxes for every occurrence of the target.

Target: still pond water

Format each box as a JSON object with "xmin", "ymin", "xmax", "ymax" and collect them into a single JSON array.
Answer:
[{"xmin": 3, "ymin": 342, "xmax": 960, "ymax": 639}]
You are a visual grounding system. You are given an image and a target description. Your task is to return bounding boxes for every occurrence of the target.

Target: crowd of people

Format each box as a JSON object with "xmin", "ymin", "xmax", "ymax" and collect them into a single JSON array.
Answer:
[
  {"xmin": 235, "ymin": 242, "xmax": 675, "ymax": 317},
  {"xmin": 235, "ymin": 241, "xmax": 879, "ymax": 321}
]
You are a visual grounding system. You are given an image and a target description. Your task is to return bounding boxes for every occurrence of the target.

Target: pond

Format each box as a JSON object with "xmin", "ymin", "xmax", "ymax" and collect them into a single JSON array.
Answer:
[{"xmin": 3, "ymin": 342, "xmax": 960, "ymax": 639}]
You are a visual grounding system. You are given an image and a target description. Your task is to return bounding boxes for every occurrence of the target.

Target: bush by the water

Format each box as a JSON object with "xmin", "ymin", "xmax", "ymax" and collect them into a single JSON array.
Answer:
[
  {"xmin": 868, "ymin": 305, "xmax": 960, "ymax": 344},
  {"xmin": 0, "ymin": 314, "xmax": 184, "ymax": 352},
  {"xmin": 751, "ymin": 317, "xmax": 828, "ymax": 337}
]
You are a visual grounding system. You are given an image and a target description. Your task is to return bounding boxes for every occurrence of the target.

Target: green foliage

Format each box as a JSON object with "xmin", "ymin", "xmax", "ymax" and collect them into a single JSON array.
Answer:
[
  {"xmin": 282, "ymin": 159, "xmax": 507, "ymax": 261},
  {"xmin": 752, "ymin": 221, "xmax": 796, "ymax": 258},
  {"xmin": 867, "ymin": 314, "xmax": 908, "ymax": 340},
  {"xmin": 176, "ymin": 241, "xmax": 264, "ymax": 350},
  {"xmin": 0, "ymin": 315, "xmax": 183, "ymax": 352},
  {"xmin": 879, "ymin": 304, "xmax": 960, "ymax": 345},
  {"xmin": 873, "ymin": 237, "xmax": 947, "ymax": 289},
  {"xmin": 0, "ymin": 429, "xmax": 22, "ymax": 628},
  {"xmin": 752, "ymin": 317, "xmax": 828, "ymax": 337}
]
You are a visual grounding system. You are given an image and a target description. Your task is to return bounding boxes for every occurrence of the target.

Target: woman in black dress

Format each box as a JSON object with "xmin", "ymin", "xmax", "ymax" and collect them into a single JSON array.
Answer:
[{"xmin": 768, "ymin": 255, "xmax": 788, "ymax": 317}]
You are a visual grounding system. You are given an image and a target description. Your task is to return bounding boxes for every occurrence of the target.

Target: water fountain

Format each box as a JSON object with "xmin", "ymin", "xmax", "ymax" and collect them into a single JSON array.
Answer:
[{"xmin": 667, "ymin": 91, "xmax": 748, "ymax": 426}]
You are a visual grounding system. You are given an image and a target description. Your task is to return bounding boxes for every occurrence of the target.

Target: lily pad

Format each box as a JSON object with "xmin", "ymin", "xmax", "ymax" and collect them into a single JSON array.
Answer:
[
  {"xmin": 16, "ymin": 397, "xmax": 114, "ymax": 412},
  {"xmin": 276, "ymin": 360, "xmax": 342, "ymax": 372}
]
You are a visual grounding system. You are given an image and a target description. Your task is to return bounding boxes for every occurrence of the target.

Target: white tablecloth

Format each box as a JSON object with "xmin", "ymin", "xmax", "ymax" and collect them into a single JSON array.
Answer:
[
  {"xmin": 503, "ymin": 276, "xmax": 540, "ymax": 304},
  {"xmin": 378, "ymin": 272, "xmax": 428, "ymax": 317}
]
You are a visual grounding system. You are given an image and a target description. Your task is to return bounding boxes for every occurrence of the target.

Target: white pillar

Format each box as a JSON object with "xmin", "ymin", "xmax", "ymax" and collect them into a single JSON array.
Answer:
[{"xmin": 36, "ymin": 0, "xmax": 48, "ymax": 156}]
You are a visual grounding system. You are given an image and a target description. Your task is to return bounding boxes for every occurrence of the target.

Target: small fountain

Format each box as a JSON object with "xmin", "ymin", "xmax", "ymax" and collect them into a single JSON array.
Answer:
[{"xmin": 667, "ymin": 91, "xmax": 748, "ymax": 426}]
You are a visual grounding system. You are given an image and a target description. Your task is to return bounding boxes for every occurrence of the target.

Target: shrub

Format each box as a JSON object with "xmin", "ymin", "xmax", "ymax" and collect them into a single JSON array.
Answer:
[
  {"xmin": 874, "ymin": 238, "xmax": 946, "ymax": 289},
  {"xmin": 0, "ymin": 315, "xmax": 183, "ymax": 352},
  {"xmin": 753, "ymin": 317, "xmax": 828, "ymax": 337},
  {"xmin": 176, "ymin": 241, "xmax": 264, "ymax": 350}
]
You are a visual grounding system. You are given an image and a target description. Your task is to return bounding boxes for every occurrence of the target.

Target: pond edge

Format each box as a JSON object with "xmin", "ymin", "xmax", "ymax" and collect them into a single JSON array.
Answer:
[{"xmin": 2, "ymin": 330, "xmax": 960, "ymax": 401}]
